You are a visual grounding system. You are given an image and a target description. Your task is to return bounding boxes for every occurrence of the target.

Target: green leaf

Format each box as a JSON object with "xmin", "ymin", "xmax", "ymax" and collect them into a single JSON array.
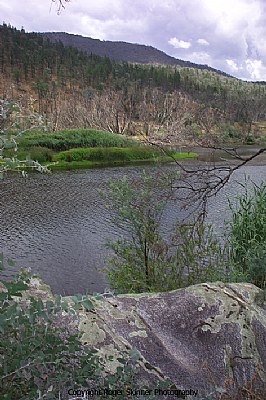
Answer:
[
  {"xmin": 36, "ymin": 297, "xmax": 44, "ymax": 313},
  {"xmin": 81, "ymin": 299, "xmax": 94, "ymax": 310},
  {"xmin": 46, "ymin": 300, "xmax": 54, "ymax": 314},
  {"xmin": 71, "ymin": 296, "xmax": 79, "ymax": 304},
  {"xmin": 4, "ymin": 280, "xmax": 28, "ymax": 296},
  {"xmin": 54, "ymin": 295, "xmax": 62, "ymax": 311},
  {"xmin": 61, "ymin": 300, "xmax": 70, "ymax": 312}
]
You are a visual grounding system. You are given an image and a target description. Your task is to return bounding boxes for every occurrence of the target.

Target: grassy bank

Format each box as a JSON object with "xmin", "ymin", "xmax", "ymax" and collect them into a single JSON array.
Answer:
[
  {"xmin": 49, "ymin": 147, "xmax": 196, "ymax": 169},
  {"xmin": 18, "ymin": 128, "xmax": 137, "ymax": 150},
  {"xmin": 4, "ymin": 129, "xmax": 197, "ymax": 169}
]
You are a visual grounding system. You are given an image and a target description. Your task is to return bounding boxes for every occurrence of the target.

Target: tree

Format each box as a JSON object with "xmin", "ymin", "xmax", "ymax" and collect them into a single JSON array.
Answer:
[{"xmin": 102, "ymin": 172, "xmax": 172, "ymax": 293}]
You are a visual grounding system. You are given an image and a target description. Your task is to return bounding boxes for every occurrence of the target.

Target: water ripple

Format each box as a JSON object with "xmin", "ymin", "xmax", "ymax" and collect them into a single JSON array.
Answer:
[{"xmin": 0, "ymin": 164, "xmax": 266, "ymax": 295}]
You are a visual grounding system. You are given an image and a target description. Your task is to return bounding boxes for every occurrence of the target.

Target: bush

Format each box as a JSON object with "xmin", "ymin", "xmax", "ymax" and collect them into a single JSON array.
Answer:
[
  {"xmin": 0, "ymin": 258, "xmax": 143, "ymax": 399},
  {"xmin": 28, "ymin": 146, "xmax": 55, "ymax": 163},
  {"xmin": 220, "ymin": 124, "xmax": 241, "ymax": 141},
  {"xmin": 102, "ymin": 173, "xmax": 229, "ymax": 294},
  {"xmin": 228, "ymin": 180, "xmax": 266, "ymax": 288},
  {"xmin": 0, "ymin": 98, "xmax": 50, "ymax": 176},
  {"xmin": 245, "ymin": 243, "xmax": 266, "ymax": 290}
]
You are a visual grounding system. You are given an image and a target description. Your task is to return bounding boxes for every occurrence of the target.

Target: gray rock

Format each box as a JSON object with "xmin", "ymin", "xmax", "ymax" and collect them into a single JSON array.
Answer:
[{"xmin": 78, "ymin": 282, "xmax": 266, "ymax": 398}]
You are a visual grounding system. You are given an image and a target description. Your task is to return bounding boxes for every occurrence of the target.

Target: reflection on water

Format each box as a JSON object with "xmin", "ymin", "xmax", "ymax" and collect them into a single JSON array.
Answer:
[{"xmin": 0, "ymin": 162, "xmax": 266, "ymax": 295}]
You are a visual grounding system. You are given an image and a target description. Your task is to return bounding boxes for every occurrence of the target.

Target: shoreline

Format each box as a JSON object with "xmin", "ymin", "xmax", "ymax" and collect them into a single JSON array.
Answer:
[{"xmin": 45, "ymin": 151, "xmax": 198, "ymax": 171}]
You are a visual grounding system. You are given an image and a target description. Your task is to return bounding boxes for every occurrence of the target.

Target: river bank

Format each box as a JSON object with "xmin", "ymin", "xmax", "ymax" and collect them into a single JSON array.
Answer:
[
  {"xmin": 48, "ymin": 148, "xmax": 197, "ymax": 170},
  {"xmin": 4, "ymin": 128, "xmax": 197, "ymax": 170}
]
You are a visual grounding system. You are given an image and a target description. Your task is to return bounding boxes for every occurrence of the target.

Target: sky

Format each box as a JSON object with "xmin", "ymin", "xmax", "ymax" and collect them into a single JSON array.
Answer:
[{"xmin": 1, "ymin": 0, "xmax": 266, "ymax": 81}]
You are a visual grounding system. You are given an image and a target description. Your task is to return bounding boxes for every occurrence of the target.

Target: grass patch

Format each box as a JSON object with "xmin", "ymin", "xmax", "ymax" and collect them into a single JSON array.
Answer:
[
  {"xmin": 171, "ymin": 151, "xmax": 198, "ymax": 159},
  {"xmin": 18, "ymin": 129, "xmax": 138, "ymax": 151},
  {"xmin": 4, "ymin": 128, "xmax": 197, "ymax": 169},
  {"xmin": 51, "ymin": 147, "xmax": 197, "ymax": 169},
  {"xmin": 54, "ymin": 146, "xmax": 167, "ymax": 162}
]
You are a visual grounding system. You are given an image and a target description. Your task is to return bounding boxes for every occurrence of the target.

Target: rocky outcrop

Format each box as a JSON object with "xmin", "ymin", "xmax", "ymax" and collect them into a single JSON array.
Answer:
[
  {"xmin": 77, "ymin": 282, "xmax": 266, "ymax": 398},
  {"xmin": 21, "ymin": 279, "xmax": 265, "ymax": 398}
]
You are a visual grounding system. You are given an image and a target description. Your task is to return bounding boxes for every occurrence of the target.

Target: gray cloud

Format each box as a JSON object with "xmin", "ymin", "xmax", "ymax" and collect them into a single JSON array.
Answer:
[{"xmin": 0, "ymin": 0, "xmax": 266, "ymax": 80}]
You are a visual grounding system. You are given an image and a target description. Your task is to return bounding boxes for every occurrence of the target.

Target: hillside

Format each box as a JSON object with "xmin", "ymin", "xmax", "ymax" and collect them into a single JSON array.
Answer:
[
  {"xmin": 1, "ymin": 24, "xmax": 266, "ymax": 145},
  {"xmin": 41, "ymin": 31, "xmax": 231, "ymax": 77}
]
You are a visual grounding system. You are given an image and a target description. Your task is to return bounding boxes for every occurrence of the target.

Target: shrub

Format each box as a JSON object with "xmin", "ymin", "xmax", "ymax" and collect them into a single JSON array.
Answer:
[
  {"xmin": 0, "ymin": 98, "xmax": 50, "ymax": 176},
  {"xmin": 228, "ymin": 180, "xmax": 266, "ymax": 289},
  {"xmin": 245, "ymin": 243, "xmax": 266, "ymax": 290},
  {"xmin": 30, "ymin": 147, "xmax": 54, "ymax": 162},
  {"xmin": 220, "ymin": 124, "xmax": 241, "ymax": 141},
  {"xmin": 0, "ymin": 257, "xmax": 142, "ymax": 399},
  {"xmin": 102, "ymin": 173, "xmax": 229, "ymax": 294}
]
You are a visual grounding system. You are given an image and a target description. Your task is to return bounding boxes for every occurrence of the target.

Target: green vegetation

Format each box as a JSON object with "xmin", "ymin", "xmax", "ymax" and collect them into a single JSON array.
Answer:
[
  {"xmin": 228, "ymin": 181, "xmax": 266, "ymax": 289},
  {"xmin": 3, "ymin": 128, "xmax": 196, "ymax": 169},
  {"xmin": 1, "ymin": 93, "xmax": 265, "ymax": 398},
  {"xmin": 2, "ymin": 23, "xmax": 266, "ymax": 111},
  {"xmin": 18, "ymin": 129, "xmax": 137, "ymax": 151},
  {"xmin": 103, "ymin": 174, "xmax": 266, "ymax": 295},
  {"xmin": 0, "ymin": 259, "xmax": 150, "ymax": 399},
  {"xmin": 102, "ymin": 173, "xmax": 229, "ymax": 294},
  {"xmin": 55, "ymin": 146, "xmax": 165, "ymax": 162},
  {"xmin": 0, "ymin": 99, "xmax": 50, "ymax": 176},
  {"xmin": 5, "ymin": 146, "xmax": 55, "ymax": 164},
  {"xmin": 0, "ymin": 175, "xmax": 265, "ymax": 398},
  {"xmin": 53, "ymin": 146, "xmax": 196, "ymax": 166}
]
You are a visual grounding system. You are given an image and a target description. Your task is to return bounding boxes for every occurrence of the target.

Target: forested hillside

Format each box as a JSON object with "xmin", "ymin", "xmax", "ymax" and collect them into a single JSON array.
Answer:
[
  {"xmin": 41, "ymin": 31, "xmax": 231, "ymax": 77},
  {"xmin": 1, "ymin": 24, "xmax": 266, "ymax": 144}
]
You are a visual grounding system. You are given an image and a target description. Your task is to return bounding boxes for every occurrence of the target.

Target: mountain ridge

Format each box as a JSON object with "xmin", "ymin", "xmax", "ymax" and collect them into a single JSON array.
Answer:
[{"xmin": 41, "ymin": 31, "xmax": 232, "ymax": 78}]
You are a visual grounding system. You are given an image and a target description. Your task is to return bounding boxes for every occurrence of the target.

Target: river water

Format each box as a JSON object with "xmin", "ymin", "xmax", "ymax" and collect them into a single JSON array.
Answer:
[{"xmin": 0, "ymin": 156, "xmax": 266, "ymax": 295}]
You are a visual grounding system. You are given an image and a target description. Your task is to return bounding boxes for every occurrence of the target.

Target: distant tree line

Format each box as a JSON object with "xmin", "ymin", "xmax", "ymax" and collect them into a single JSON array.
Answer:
[{"xmin": 1, "ymin": 24, "xmax": 266, "ymax": 141}]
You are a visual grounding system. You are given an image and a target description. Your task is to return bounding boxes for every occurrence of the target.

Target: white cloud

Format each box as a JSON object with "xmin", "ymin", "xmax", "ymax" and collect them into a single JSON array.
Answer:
[
  {"xmin": 187, "ymin": 51, "xmax": 211, "ymax": 64},
  {"xmin": 168, "ymin": 37, "xmax": 191, "ymax": 49},
  {"xmin": 245, "ymin": 59, "xmax": 266, "ymax": 80},
  {"xmin": 226, "ymin": 59, "xmax": 239, "ymax": 72},
  {"xmin": 197, "ymin": 38, "xmax": 209, "ymax": 46},
  {"xmin": 201, "ymin": 0, "xmax": 260, "ymax": 34}
]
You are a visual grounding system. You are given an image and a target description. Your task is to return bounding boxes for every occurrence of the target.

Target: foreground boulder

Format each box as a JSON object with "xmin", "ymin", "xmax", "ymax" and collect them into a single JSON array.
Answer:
[{"xmin": 78, "ymin": 282, "xmax": 266, "ymax": 398}]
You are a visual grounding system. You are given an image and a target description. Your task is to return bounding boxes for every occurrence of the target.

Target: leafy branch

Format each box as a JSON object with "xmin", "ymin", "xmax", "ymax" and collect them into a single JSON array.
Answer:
[{"xmin": 0, "ymin": 98, "xmax": 51, "ymax": 177}]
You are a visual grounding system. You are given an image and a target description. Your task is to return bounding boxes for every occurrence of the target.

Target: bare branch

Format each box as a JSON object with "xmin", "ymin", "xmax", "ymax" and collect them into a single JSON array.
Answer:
[
  {"xmin": 52, "ymin": 0, "xmax": 70, "ymax": 14},
  {"xmin": 144, "ymin": 133, "xmax": 266, "ymax": 221}
]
